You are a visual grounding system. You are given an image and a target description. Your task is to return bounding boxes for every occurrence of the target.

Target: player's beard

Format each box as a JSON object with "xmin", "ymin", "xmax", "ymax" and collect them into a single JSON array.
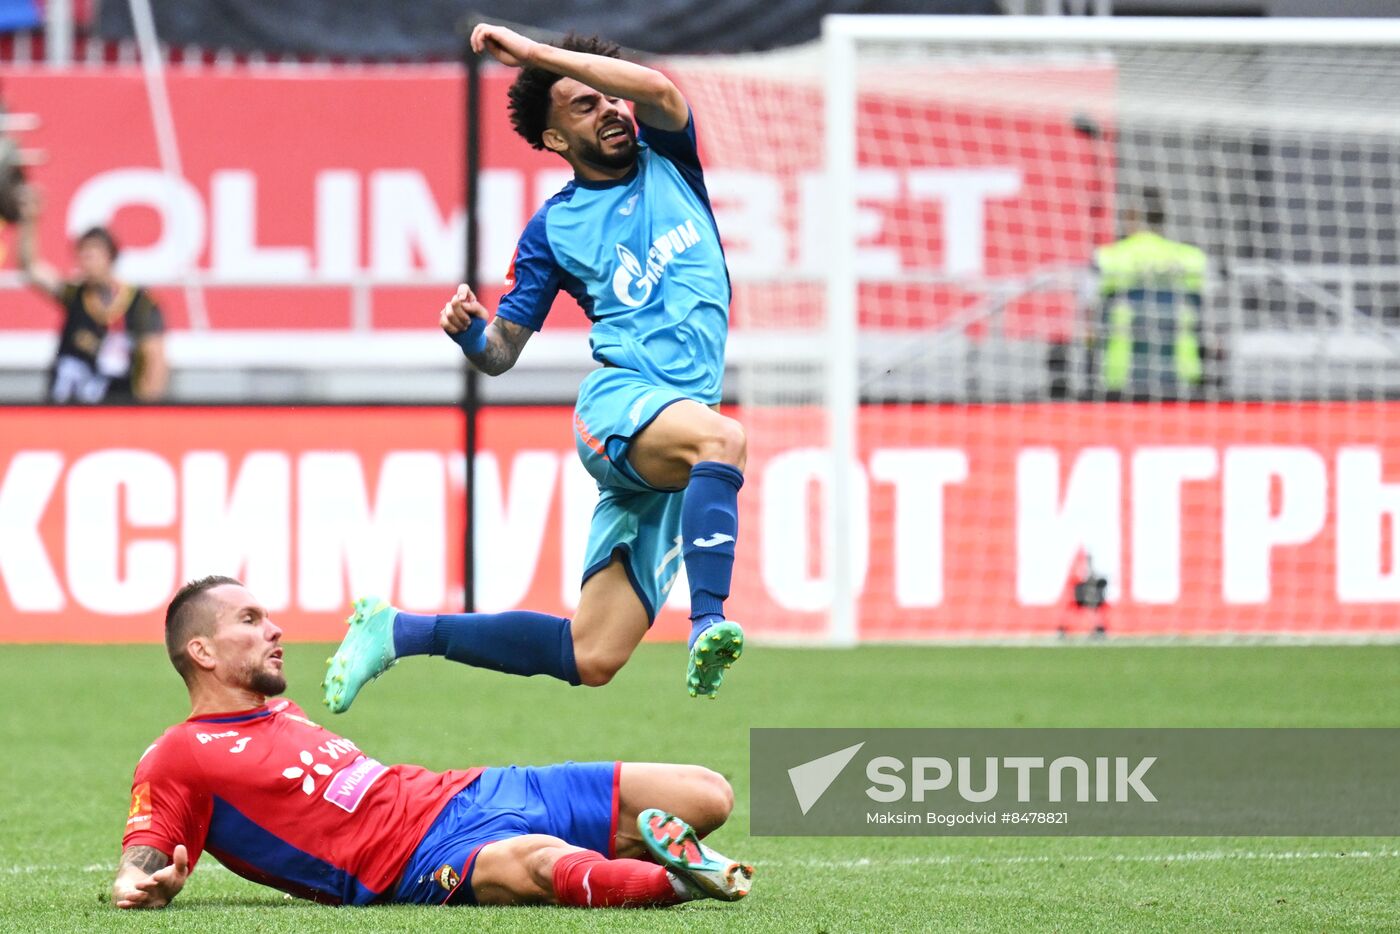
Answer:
[
  {"xmin": 247, "ymin": 662, "xmax": 287, "ymax": 697},
  {"xmin": 579, "ymin": 134, "xmax": 638, "ymax": 172}
]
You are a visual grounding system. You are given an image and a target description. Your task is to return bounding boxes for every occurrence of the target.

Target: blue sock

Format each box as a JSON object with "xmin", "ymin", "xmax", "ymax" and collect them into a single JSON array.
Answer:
[
  {"xmin": 394, "ymin": 611, "xmax": 580, "ymax": 686},
  {"xmin": 393, "ymin": 612, "xmax": 436, "ymax": 657},
  {"xmin": 682, "ymin": 461, "xmax": 744, "ymax": 648}
]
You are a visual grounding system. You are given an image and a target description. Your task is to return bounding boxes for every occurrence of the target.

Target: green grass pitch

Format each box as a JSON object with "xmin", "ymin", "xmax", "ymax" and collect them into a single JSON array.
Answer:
[{"xmin": 3, "ymin": 642, "xmax": 1398, "ymax": 932}]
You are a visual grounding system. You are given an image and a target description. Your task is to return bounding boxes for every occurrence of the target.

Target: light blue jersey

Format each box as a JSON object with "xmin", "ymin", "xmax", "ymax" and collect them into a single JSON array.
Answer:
[
  {"xmin": 496, "ymin": 110, "xmax": 731, "ymax": 403},
  {"xmin": 494, "ymin": 108, "xmax": 730, "ymax": 621}
]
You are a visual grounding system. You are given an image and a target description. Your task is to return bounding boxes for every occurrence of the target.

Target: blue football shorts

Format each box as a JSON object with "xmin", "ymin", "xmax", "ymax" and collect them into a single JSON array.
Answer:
[
  {"xmin": 573, "ymin": 367, "xmax": 695, "ymax": 621},
  {"xmin": 393, "ymin": 761, "xmax": 621, "ymax": 905}
]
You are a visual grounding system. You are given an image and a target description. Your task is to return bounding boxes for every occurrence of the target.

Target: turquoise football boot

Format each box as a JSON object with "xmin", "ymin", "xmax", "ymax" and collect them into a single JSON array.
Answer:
[
  {"xmin": 322, "ymin": 596, "xmax": 399, "ymax": 714},
  {"xmin": 686, "ymin": 619, "xmax": 745, "ymax": 699},
  {"xmin": 638, "ymin": 808, "xmax": 754, "ymax": 902}
]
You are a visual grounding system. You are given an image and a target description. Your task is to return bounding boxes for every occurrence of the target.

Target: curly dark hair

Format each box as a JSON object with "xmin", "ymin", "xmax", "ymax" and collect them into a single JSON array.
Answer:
[{"xmin": 506, "ymin": 33, "xmax": 622, "ymax": 151}]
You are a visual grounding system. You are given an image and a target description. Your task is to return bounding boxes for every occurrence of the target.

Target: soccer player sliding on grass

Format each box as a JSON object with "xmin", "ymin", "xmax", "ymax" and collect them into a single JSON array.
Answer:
[
  {"xmin": 323, "ymin": 24, "xmax": 746, "ymax": 705},
  {"xmin": 113, "ymin": 576, "xmax": 754, "ymax": 910}
]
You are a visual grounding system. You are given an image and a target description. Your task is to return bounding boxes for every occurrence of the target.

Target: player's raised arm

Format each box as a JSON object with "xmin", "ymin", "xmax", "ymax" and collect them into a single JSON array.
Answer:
[
  {"xmin": 439, "ymin": 283, "xmax": 533, "ymax": 376},
  {"xmin": 112, "ymin": 844, "xmax": 189, "ymax": 910},
  {"xmin": 471, "ymin": 23, "xmax": 688, "ymax": 131}
]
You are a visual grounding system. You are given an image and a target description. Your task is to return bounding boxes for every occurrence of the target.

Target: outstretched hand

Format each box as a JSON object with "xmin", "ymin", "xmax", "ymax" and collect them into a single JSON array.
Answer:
[
  {"xmin": 114, "ymin": 844, "xmax": 189, "ymax": 910},
  {"xmin": 471, "ymin": 24, "xmax": 537, "ymax": 68}
]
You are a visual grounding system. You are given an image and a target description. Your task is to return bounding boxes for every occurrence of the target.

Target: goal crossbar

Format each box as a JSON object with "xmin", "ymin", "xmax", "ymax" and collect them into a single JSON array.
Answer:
[{"xmin": 823, "ymin": 15, "xmax": 1400, "ymax": 47}]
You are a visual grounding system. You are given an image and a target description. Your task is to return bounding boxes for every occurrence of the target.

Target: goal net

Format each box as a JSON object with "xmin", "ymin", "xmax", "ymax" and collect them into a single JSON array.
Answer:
[{"xmin": 663, "ymin": 16, "xmax": 1400, "ymax": 642}]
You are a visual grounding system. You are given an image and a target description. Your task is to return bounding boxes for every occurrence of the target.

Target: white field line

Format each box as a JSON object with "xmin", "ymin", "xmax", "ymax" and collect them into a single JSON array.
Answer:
[
  {"xmin": 2, "ymin": 862, "xmax": 234, "ymax": 875},
  {"xmin": 7, "ymin": 848, "xmax": 1396, "ymax": 877},
  {"xmin": 764, "ymin": 848, "xmax": 1400, "ymax": 870},
  {"xmin": 753, "ymin": 634, "xmax": 1400, "ymax": 648}
]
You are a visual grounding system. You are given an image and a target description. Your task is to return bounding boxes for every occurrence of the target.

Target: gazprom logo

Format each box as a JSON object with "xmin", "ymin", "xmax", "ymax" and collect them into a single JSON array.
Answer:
[
  {"xmin": 613, "ymin": 244, "xmax": 649, "ymax": 306},
  {"xmin": 611, "ymin": 219, "xmax": 703, "ymax": 308}
]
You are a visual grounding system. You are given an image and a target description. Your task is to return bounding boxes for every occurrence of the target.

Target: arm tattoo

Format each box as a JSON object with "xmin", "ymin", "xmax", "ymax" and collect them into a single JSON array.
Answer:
[
  {"xmin": 468, "ymin": 319, "xmax": 532, "ymax": 376},
  {"xmin": 119, "ymin": 845, "xmax": 170, "ymax": 875}
]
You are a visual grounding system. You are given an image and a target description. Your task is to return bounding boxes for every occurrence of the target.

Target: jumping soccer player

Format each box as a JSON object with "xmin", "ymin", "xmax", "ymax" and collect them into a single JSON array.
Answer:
[
  {"xmin": 114, "ymin": 577, "xmax": 754, "ymax": 910},
  {"xmin": 323, "ymin": 25, "xmax": 745, "ymax": 705}
]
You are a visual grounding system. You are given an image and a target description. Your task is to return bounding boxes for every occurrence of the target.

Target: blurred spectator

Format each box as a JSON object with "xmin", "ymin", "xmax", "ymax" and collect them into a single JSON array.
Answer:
[
  {"xmin": 1090, "ymin": 187, "xmax": 1207, "ymax": 400},
  {"xmin": 18, "ymin": 188, "xmax": 167, "ymax": 403}
]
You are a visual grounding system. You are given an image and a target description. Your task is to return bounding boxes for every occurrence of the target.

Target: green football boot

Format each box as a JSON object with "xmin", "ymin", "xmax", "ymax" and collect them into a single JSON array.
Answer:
[
  {"xmin": 322, "ymin": 596, "xmax": 399, "ymax": 714},
  {"xmin": 686, "ymin": 619, "xmax": 744, "ymax": 699},
  {"xmin": 638, "ymin": 808, "xmax": 754, "ymax": 902}
]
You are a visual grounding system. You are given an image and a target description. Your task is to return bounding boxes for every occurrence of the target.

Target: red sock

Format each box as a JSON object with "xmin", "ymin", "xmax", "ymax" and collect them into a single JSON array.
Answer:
[{"xmin": 551, "ymin": 850, "xmax": 680, "ymax": 908}]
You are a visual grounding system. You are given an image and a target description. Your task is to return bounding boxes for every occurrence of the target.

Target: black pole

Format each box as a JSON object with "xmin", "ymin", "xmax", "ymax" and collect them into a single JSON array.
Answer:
[
  {"xmin": 1072, "ymin": 112, "xmax": 1114, "ymax": 402},
  {"xmin": 462, "ymin": 34, "xmax": 482, "ymax": 613}
]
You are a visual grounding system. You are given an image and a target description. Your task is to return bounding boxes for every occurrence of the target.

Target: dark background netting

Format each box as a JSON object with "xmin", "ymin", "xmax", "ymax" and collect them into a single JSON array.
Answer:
[{"xmin": 95, "ymin": 0, "xmax": 998, "ymax": 57}]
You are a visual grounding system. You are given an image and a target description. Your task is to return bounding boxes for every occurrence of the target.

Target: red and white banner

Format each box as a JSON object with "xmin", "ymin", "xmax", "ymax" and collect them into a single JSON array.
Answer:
[
  {"xmin": 1, "ymin": 404, "xmax": 1397, "ymax": 643},
  {"xmin": 1, "ymin": 68, "xmax": 477, "ymax": 331},
  {"xmin": 0, "ymin": 407, "xmax": 465, "ymax": 641},
  {"xmin": 0, "ymin": 65, "xmax": 1105, "ymax": 338},
  {"xmin": 825, "ymin": 403, "xmax": 1400, "ymax": 638}
]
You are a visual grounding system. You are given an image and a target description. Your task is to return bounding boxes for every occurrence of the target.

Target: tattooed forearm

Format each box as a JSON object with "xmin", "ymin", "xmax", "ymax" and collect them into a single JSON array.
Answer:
[
  {"xmin": 468, "ymin": 319, "xmax": 533, "ymax": 376},
  {"xmin": 119, "ymin": 845, "xmax": 170, "ymax": 875}
]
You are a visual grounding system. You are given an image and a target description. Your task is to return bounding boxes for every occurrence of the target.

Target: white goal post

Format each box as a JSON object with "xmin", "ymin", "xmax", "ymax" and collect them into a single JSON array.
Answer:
[{"xmin": 667, "ymin": 16, "xmax": 1400, "ymax": 644}]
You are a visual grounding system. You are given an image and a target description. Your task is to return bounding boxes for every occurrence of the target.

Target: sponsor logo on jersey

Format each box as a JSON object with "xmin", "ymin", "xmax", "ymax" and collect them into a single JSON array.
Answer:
[
  {"xmin": 229, "ymin": 737, "xmax": 252, "ymax": 754},
  {"xmin": 322, "ymin": 756, "xmax": 389, "ymax": 813},
  {"xmin": 195, "ymin": 730, "xmax": 239, "ymax": 745},
  {"xmin": 282, "ymin": 750, "xmax": 335, "ymax": 795},
  {"xmin": 611, "ymin": 218, "xmax": 703, "ymax": 308},
  {"xmin": 435, "ymin": 863, "xmax": 460, "ymax": 892},
  {"xmin": 618, "ymin": 192, "xmax": 640, "ymax": 216},
  {"xmin": 692, "ymin": 532, "xmax": 735, "ymax": 549},
  {"xmin": 127, "ymin": 781, "xmax": 152, "ymax": 829}
]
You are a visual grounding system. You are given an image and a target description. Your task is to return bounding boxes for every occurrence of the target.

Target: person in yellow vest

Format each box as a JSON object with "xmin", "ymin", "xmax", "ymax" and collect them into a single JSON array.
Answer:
[{"xmin": 1091, "ymin": 187, "xmax": 1207, "ymax": 400}]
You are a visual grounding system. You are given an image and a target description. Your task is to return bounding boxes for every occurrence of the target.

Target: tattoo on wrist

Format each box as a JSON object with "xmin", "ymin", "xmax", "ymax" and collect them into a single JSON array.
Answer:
[
  {"xmin": 469, "ymin": 320, "xmax": 531, "ymax": 375},
  {"xmin": 121, "ymin": 846, "xmax": 169, "ymax": 875}
]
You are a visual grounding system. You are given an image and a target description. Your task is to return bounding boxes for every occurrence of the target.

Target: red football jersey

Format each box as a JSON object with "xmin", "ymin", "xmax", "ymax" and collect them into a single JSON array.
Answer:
[{"xmin": 123, "ymin": 698, "xmax": 480, "ymax": 904}]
